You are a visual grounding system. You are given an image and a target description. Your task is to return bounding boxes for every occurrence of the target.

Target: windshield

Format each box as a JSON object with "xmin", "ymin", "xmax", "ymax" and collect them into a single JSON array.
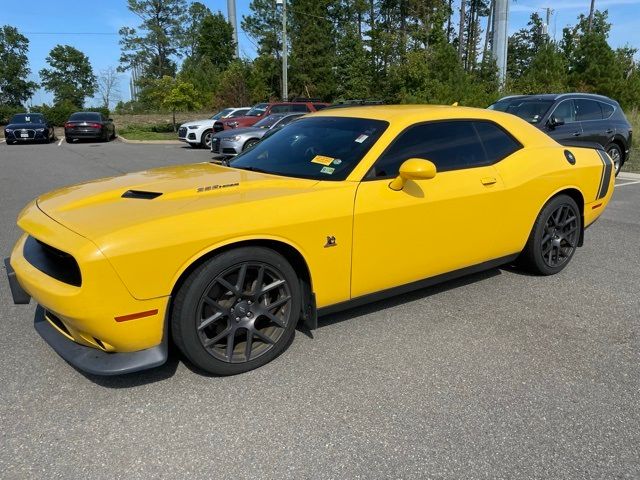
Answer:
[
  {"xmin": 230, "ymin": 116, "xmax": 388, "ymax": 181},
  {"xmin": 9, "ymin": 114, "xmax": 45, "ymax": 124},
  {"xmin": 253, "ymin": 114, "xmax": 286, "ymax": 129},
  {"xmin": 246, "ymin": 103, "xmax": 268, "ymax": 117},
  {"xmin": 69, "ymin": 112, "xmax": 101, "ymax": 121},
  {"xmin": 212, "ymin": 108, "xmax": 234, "ymax": 120},
  {"xmin": 489, "ymin": 99, "xmax": 554, "ymax": 124}
]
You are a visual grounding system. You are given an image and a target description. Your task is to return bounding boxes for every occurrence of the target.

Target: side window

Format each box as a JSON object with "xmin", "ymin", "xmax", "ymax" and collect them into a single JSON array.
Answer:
[
  {"xmin": 473, "ymin": 122, "xmax": 521, "ymax": 163},
  {"xmin": 552, "ymin": 100, "xmax": 577, "ymax": 123},
  {"xmin": 600, "ymin": 102, "xmax": 615, "ymax": 119},
  {"xmin": 291, "ymin": 104, "xmax": 310, "ymax": 112},
  {"xmin": 576, "ymin": 99, "xmax": 603, "ymax": 121},
  {"xmin": 370, "ymin": 121, "xmax": 488, "ymax": 178},
  {"xmin": 277, "ymin": 115, "xmax": 300, "ymax": 126},
  {"xmin": 270, "ymin": 105, "xmax": 290, "ymax": 114}
]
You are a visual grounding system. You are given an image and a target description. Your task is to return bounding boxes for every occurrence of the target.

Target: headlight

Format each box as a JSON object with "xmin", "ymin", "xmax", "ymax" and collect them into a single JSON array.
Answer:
[
  {"xmin": 36, "ymin": 128, "xmax": 45, "ymax": 132},
  {"xmin": 5, "ymin": 128, "xmax": 13, "ymax": 132},
  {"xmin": 188, "ymin": 125, "xmax": 200, "ymax": 129},
  {"xmin": 227, "ymin": 135, "xmax": 242, "ymax": 142},
  {"xmin": 227, "ymin": 122, "xmax": 239, "ymax": 128}
]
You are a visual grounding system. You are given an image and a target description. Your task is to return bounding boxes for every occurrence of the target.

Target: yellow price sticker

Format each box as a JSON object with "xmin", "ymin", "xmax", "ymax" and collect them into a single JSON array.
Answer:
[{"xmin": 311, "ymin": 155, "xmax": 335, "ymax": 166}]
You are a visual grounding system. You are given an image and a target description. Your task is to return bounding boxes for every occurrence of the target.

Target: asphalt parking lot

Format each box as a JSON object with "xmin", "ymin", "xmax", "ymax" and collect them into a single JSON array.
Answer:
[{"xmin": 1, "ymin": 139, "xmax": 639, "ymax": 479}]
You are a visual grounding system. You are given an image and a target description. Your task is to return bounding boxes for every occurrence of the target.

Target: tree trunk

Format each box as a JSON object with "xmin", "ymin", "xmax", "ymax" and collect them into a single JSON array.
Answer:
[
  {"xmin": 588, "ymin": 0, "xmax": 596, "ymax": 32},
  {"xmin": 172, "ymin": 109, "xmax": 176, "ymax": 132},
  {"xmin": 483, "ymin": 0, "xmax": 494, "ymax": 61},
  {"xmin": 458, "ymin": 0, "xmax": 466, "ymax": 63},
  {"xmin": 447, "ymin": 0, "xmax": 453, "ymax": 43}
]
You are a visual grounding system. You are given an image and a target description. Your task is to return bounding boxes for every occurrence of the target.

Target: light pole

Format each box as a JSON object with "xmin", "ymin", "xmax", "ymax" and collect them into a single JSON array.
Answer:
[
  {"xmin": 227, "ymin": 0, "xmax": 240, "ymax": 58},
  {"xmin": 492, "ymin": 0, "xmax": 509, "ymax": 88},
  {"xmin": 276, "ymin": 0, "xmax": 288, "ymax": 101}
]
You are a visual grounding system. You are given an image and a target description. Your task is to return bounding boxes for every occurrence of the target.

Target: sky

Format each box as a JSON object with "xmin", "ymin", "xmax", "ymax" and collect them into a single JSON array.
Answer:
[{"xmin": 2, "ymin": 0, "xmax": 640, "ymax": 107}]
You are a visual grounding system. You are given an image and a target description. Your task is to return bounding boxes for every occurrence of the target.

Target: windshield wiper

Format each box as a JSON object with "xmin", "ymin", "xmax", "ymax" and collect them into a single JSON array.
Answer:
[{"xmin": 237, "ymin": 165, "xmax": 271, "ymax": 174}]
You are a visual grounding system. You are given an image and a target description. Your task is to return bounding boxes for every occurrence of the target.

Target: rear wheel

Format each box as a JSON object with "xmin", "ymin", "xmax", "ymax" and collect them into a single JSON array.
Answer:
[
  {"xmin": 606, "ymin": 143, "xmax": 623, "ymax": 176},
  {"xmin": 520, "ymin": 194, "xmax": 581, "ymax": 275},
  {"xmin": 171, "ymin": 247, "xmax": 300, "ymax": 375}
]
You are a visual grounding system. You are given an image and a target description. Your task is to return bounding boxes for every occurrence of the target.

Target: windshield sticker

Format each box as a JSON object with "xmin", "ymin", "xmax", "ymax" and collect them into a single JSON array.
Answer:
[
  {"xmin": 333, "ymin": 159, "xmax": 342, "ymax": 165},
  {"xmin": 355, "ymin": 134, "xmax": 368, "ymax": 143},
  {"xmin": 25, "ymin": 116, "xmax": 30, "ymax": 122},
  {"xmin": 320, "ymin": 166, "xmax": 335, "ymax": 175},
  {"xmin": 311, "ymin": 155, "xmax": 335, "ymax": 166}
]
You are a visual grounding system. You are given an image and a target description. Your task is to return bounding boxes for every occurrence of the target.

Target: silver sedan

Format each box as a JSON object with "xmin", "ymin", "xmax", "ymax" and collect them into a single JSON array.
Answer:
[{"xmin": 211, "ymin": 113, "xmax": 304, "ymax": 157}]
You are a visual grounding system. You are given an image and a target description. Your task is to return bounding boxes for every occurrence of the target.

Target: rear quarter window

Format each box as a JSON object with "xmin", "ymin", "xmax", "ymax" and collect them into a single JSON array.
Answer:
[{"xmin": 473, "ymin": 121, "xmax": 522, "ymax": 163}]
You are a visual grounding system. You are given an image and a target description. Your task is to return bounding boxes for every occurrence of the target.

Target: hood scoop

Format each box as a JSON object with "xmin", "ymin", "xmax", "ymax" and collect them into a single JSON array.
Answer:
[{"xmin": 122, "ymin": 190, "xmax": 163, "ymax": 200}]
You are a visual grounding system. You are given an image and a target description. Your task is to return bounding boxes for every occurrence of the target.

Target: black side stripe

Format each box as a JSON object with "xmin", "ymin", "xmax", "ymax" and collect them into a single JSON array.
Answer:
[{"xmin": 597, "ymin": 150, "xmax": 612, "ymax": 199}]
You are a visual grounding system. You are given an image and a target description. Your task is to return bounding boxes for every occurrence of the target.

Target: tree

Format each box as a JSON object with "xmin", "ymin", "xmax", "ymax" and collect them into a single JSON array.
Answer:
[
  {"xmin": 140, "ymin": 75, "xmax": 200, "ymax": 129},
  {"xmin": 507, "ymin": 13, "xmax": 547, "ymax": 80},
  {"xmin": 97, "ymin": 66, "xmax": 121, "ymax": 109},
  {"xmin": 181, "ymin": 1, "xmax": 211, "ymax": 57},
  {"xmin": 119, "ymin": 0, "xmax": 186, "ymax": 79},
  {"xmin": 335, "ymin": 23, "xmax": 370, "ymax": 100},
  {"xmin": 0, "ymin": 25, "xmax": 38, "ymax": 107},
  {"xmin": 39, "ymin": 45, "xmax": 97, "ymax": 107},
  {"xmin": 196, "ymin": 12, "xmax": 235, "ymax": 69}
]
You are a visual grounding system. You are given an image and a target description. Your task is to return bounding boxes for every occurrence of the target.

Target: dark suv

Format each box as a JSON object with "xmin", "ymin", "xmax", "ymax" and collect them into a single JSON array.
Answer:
[{"xmin": 489, "ymin": 93, "xmax": 632, "ymax": 175}]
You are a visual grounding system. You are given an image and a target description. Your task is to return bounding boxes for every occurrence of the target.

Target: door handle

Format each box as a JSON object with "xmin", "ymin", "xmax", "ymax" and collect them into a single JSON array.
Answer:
[
  {"xmin": 572, "ymin": 131, "xmax": 581, "ymax": 136},
  {"xmin": 481, "ymin": 177, "xmax": 497, "ymax": 186}
]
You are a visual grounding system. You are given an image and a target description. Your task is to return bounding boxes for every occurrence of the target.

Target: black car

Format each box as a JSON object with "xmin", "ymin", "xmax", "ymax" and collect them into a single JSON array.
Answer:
[
  {"xmin": 489, "ymin": 93, "xmax": 632, "ymax": 175},
  {"xmin": 64, "ymin": 112, "xmax": 116, "ymax": 142},
  {"xmin": 4, "ymin": 113, "xmax": 55, "ymax": 144}
]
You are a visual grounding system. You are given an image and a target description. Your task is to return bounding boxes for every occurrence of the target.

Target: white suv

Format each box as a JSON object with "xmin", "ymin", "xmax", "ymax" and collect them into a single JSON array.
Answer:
[{"xmin": 178, "ymin": 107, "xmax": 250, "ymax": 149}]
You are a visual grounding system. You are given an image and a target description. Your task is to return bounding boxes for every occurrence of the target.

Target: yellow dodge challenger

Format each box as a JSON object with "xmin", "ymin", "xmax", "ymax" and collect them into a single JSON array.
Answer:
[{"xmin": 5, "ymin": 106, "xmax": 615, "ymax": 376}]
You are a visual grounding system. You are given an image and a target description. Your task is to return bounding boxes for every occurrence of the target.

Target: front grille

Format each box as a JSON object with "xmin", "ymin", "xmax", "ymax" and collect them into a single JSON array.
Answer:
[
  {"xmin": 188, "ymin": 133, "xmax": 196, "ymax": 140},
  {"xmin": 211, "ymin": 138, "xmax": 220, "ymax": 153},
  {"xmin": 16, "ymin": 129, "xmax": 35, "ymax": 139},
  {"xmin": 178, "ymin": 126, "xmax": 187, "ymax": 138},
  {"xmin": 23, "ymin": 236, "xmax": 82, "ymax": 286},
  {"xmin": 223, "ymin": 148, "xmax": 237, "ymax": 154},
  {"xmin": 213, "ymin": 122, "xmax": 224, "ymax": 132}
]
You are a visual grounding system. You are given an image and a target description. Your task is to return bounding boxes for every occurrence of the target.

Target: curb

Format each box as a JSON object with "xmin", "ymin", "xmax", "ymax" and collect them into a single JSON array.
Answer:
[{"xmin": 117, "ymin": 135, "xmax": 182, "ymax": 145}]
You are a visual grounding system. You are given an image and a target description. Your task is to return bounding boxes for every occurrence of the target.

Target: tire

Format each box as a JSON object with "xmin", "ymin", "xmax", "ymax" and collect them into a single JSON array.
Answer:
[
  {"xmin": 171, "ymin": 247, "xmax": 301, "ymax": 375},
  {"xmin": 200, "ymin": 129, "xmax": 213, "ymax": 149},
  {"xmin": 102, "ymin": 129, "xmax": 109, "ymax": 142},
  {"xmin": 605, "ymin": 143, "xmax": 623, "ymax": 176},
  {"xmin": 110, "ymin": 128, "xmax": 116, "ymax": 140},
  {"xmin": 519, "ymin": 194, "xmax": 582, "ymax": 275},
  {"xmin": 65, "ymin": 136, "xmax": 73, "ymax": 143},
  {"xmin": 243, "ymin": 138, "xmax": 260, "ymax": 151}
]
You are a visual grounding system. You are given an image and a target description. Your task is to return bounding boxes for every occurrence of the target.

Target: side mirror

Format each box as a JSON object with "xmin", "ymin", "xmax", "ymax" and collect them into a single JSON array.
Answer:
[
  {"xmin": 389, "ymin": 158, "xmax": 437, "ymax": 191},
  {"xmin": 548, "ymin": 115, "xmax": 565, "ymax": 128}
]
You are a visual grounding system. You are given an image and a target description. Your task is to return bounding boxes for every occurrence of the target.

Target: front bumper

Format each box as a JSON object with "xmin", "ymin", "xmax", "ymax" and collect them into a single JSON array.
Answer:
[
  {"xmin": 5, "ymin": 129, "xmax": 48, "ymax": 142},
  {"xmin": 34, "ymin": 306, "xmax": 167, "ymax": 375},
  {"xmin": 7, "ymin": 203, "xmax": 170, "ymax": 374},
  {"xmin": 211, "ymin": 137, "xmax": 242, "ymax": 156}
]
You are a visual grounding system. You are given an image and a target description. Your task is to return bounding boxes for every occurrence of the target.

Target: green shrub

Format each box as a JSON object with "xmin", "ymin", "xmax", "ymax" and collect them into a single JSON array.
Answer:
[{"xmin": 0, "ymin": 105, "xmax": 25, "ymax": 125}]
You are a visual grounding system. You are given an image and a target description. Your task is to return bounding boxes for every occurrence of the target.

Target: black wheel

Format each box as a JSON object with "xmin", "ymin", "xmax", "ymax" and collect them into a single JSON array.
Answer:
[
  {"xmin": 520, "ymin": 194, "xmax": 581, "ymax": 275},
  {"xmin": 606, "ymin": 143, "xmax": 623, "ymax": 176},
  {"xmin": 102, "ymin": 129, "xmax": 110, "ymax": 142},
  {"xmin": 243, "ymin": 138, "xmax": 259, "ymax": 151},
  {"xmin": 201, "ymin": 129, "xmax": 213, "ymax": 149},
  {"xmin": 110, "ymin": 128, "xmax": 116, "ymax": 140},
  {"xmin": 6, "ymin": 140, "xmax": 15, "ymax": 145},
  {"xmin": 65, "ymin": 136, "xmax": 73, "ymax": 143},
  {"xmin": 171, "ymin": 247, "xmax": 300, "ymax": 375}
]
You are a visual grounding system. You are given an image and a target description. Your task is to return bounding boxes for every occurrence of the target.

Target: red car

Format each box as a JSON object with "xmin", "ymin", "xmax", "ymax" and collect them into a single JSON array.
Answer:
[{"xmin": 213, "ymin": 101, "xmax": 329, "ymax": 132}]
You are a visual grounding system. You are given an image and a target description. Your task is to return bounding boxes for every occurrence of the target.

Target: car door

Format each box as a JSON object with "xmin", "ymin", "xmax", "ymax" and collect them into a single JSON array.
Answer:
[
  {"xmin": 545, "ymin": 99, "xmax": 583, "ymax": 143},
  {"xmin": 350, "ymin": 120, "xmax": 521, "ymax": 298},
  {"xmin": 575, "ymin": 99, "xmax": 609, "ymax": 146}
]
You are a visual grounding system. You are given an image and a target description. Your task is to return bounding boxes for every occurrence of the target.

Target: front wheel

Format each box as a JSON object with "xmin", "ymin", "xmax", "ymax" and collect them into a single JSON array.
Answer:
[
  {"xmin": 201, "ymin": 130, "xmax": 213, "ymax": 149},
  {"xmin": 519, "ymin": 194, "xmax": 582, "ymax": 275},
  {"xmin": 606, "ymin": 143, "xmax": 623, "ymax": 176},
  {"xmin": 171, "ymin": 247, "xmax": 301, "ymax": 375},
  {"xmin": 243, "ymin": 138, "xmax": 259, "ymax": 151}
]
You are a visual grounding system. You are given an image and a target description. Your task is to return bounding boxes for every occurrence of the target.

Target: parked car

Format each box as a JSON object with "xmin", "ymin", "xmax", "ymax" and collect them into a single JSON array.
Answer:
[
  {"xmin": 64, "ymin": 112, "xmax": 116, "ymax": 142},
  {"xmin": 4, "ymin": 113, "xmax": 55, "ymax": 144},
  {"xmin": 489, "ymin": 93, "xmax": 632, "ymax": 175},
  {"xmin": 6, "ymin": 105, "xmax": 614, "ymax": 376},
  {"xmin": 213, "ymin": 101, "xmax": 329, "ymax": 132},
  {"xmin": 211, "ymin": 113, "xmax": 305, "ymax": 157},
  {"xmin": 178, "ymin": 107, "xmax": 250, "ymax": 149}
]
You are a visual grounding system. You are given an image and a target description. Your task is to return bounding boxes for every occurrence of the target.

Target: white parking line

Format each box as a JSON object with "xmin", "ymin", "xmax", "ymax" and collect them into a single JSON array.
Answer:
[
  {"xmin": 0, "ymin": 139, "xmax": 5, "ymax": 143},
  {"xmin": 57, "ymin": 137, "xmax": 64, "ymax": 146},
  {"xmin": 615, "ymin": 180, "xmax": 640, "ymax": 187}
]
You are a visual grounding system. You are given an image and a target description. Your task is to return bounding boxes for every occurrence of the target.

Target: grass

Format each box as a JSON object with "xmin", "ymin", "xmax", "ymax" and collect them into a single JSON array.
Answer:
[
  {"xmin": 621, "ymin": 108, "xmax": 639, "ymax": 173},
  {"xmin": 117, "ymin": 128, "xmax": 178, "ymax": 141}
]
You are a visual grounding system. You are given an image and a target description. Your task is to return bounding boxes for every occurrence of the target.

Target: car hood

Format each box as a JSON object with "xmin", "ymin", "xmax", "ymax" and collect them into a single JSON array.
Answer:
[
  {"xmin": 7, "ymin": 122, "xmax": 47, "ymax": 129},
  {"xmin": 216, "ymin": 126, "xmax": 266, "ymax": 138},
  {"xmin": 35, "ymin": 163, "xmax": 319, "ymax": 242},
  {"xmin": 180, "ymin": 118, "xmax": 215, "ymax": 128}
]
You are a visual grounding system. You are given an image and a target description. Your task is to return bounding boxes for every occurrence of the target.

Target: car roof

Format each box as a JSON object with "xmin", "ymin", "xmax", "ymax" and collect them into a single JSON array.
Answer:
[
  {"xmin": 310, "ymin": 104, "xmax": 503, "ymax": 122},
  {"xmin": 496, "ymin": 93, "xmax": 616, "ymax": 103}
]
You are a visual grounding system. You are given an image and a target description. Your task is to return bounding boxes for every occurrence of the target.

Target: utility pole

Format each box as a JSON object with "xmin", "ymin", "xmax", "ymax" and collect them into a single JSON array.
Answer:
[
  {"xmin": 588, "ymin": 0, "xmax": 596, "ymax": 32},
  {"xmin": 227, "ymin": 0, "xmax": 240, "ymax": 58},
  {"xmin": 492, "ymin": 0, "xmax": 509, "ymax": 88},
  {"xmin": 277, "ymin": 0, "xmax": 288, "ymax": 101}
]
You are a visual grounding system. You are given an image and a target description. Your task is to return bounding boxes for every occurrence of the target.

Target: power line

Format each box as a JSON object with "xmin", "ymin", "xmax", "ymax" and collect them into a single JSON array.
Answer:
[{"xmin": 23, "ymin": 32, "xmax": 120, "ymax": 35}]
